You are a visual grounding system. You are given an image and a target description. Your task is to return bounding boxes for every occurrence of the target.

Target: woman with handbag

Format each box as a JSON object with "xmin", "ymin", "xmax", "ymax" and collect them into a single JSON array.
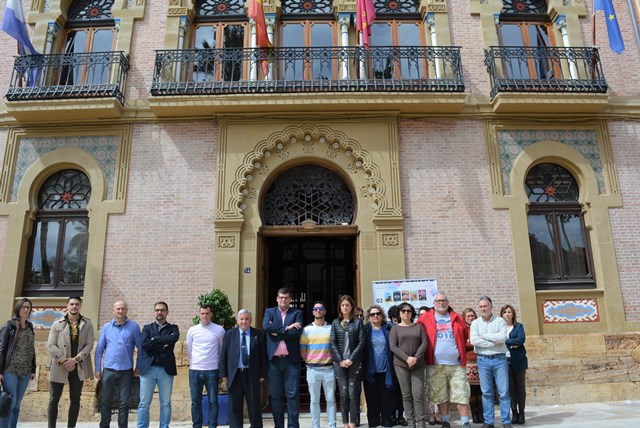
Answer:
[{"xmin": 0, "ymin": 298, "xmax": 36, "ymax": 428}]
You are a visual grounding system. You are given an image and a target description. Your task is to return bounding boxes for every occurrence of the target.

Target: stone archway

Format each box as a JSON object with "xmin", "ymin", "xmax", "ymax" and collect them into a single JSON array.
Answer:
[{"xmin": 213, "ymin": 118, "xmax": 406, "ymax": 318}]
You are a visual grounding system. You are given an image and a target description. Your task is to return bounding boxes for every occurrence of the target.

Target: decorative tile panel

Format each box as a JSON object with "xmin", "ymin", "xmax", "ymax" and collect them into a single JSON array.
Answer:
[
  {"xmin": 31, "ymin": 306, "xmax": 66, "ymax": 329},
  {"xmin": 12, "ymin": 136, "xmax": 119, "ymax": 202},
  {"xmin": 541, "ymin": 298, "xmax": 600, "ymax": 323},
  {"xmin": 497, "ymin": 129, "xmax": 605, "ymax": 195}
]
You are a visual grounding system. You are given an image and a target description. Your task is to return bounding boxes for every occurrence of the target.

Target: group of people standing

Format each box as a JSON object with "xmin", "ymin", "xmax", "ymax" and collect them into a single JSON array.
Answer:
[{"xmin": 0, "ymin": 289, "xmax": 528, "ymax": 428}]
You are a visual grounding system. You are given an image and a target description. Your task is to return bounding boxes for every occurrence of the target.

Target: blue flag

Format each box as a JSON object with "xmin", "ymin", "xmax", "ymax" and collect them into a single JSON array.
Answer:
[
  {"xmin": 1, "ymin": 0, "xmax": 40, "ymax": 55},
  {"xmin": 594, "ymin": 0, "xmax": 625, "ymax": 54}
]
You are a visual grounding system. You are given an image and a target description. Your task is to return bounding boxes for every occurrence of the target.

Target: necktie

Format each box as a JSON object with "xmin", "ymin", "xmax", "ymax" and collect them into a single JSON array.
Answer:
[{"xmin": 241, "ymin": 331, "xmax": 249, "ymax": 367}]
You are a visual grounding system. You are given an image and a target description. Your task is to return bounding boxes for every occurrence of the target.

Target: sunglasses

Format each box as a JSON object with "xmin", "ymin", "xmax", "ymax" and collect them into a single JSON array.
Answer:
[
  {"xmin": 369, "ymin": 312, "xmax": 382, "ymax": 317},
  {"xmin": 400, "ymin": 309, "xmax": 412, "ymax": 313},
  {"xmin": 312, "ymin": 307, "xmax": 325, "ymax": 311}
]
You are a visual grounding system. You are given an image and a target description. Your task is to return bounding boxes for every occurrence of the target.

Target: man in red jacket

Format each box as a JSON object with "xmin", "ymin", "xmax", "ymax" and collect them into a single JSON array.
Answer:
[{"xmin": 418, "ymin": 292, "xmax": 471, "ymax": 428}]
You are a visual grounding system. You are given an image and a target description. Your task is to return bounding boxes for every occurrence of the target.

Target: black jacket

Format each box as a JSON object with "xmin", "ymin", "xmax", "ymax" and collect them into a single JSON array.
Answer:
[
  {"xmin": 330, "ymin": 318, "xmax": 365, "ymax": 364},
  {"xmin": 0, "ymin": 318, "xmax": 36, "ymax": 374},
  {"xmin": 138, "ymin": 322, "xmax": 180, "ymax": 376}
]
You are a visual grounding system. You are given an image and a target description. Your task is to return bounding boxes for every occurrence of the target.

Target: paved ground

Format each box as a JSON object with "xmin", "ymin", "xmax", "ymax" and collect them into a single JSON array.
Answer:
[{"xmin": 18, "ymin": 400, "xmax": 640, "ymax": 427}]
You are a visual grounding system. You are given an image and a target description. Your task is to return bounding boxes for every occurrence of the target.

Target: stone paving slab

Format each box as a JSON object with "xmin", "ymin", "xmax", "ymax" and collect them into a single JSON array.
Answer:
[{"xmin": 18, "ymin": 400, "xmax": 640, "ymax": 427}]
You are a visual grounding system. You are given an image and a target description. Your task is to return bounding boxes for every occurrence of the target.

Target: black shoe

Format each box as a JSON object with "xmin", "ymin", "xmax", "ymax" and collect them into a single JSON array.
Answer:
[
  {"xmin": 397, "ymin": 417, "xmax": 408, "ymax": 426},
  {"xmin": 441, "ymin": 422, "xmax": 451, "ymax": 428},
  {"xmin": 481, "ymin": 424, "xmax": 495, "ymax": 428},
  {"xmin": 517, "ymin": 413, "xmax": 525, "ymax": 425},
  {"xmin": 356, "ymin": 415, "xmax": 361, "ymax": 427},
  {"xmin": 429, "ymin": 418, "xmax": 436, "ymax": 426}
]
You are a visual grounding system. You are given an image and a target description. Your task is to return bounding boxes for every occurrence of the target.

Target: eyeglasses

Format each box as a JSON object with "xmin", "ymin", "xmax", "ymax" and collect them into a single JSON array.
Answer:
[
  {"xmin": 312, "ymin": 306, "xmax": 325, "ymax": 311},
  {"xmin": 400, "ymin": 309, "xmax": 412, "ymax": 313},
  {"xmin": 434, "ymin": 300, "xmax": 448, "ymax": 304},
  {"xmin": 368, "ymin": 312, "xmax": 382, "ymax": 317},
  {"xmin": 154, "ymin": 308, "xmax": 167, "ymax": 312}
]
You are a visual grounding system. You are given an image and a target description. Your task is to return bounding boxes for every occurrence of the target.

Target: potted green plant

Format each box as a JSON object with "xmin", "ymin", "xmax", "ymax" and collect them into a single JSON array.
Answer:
[{"xmin": 192, "ymin": 288, "xmax": 236, "ymax": 329}]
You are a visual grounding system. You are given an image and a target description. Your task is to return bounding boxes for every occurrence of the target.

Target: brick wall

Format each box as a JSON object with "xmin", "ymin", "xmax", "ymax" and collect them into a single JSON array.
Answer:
[
  {"xmin": 98, "ymin": 122, "xmax": 218, "ymax": 329},
  {"xmin": 398, "ymin": 118, "xmax": 517, "ymax": 313},
  {"xmin": 607, "ymin": 121, "xmax": 640, "ymax": 322}
]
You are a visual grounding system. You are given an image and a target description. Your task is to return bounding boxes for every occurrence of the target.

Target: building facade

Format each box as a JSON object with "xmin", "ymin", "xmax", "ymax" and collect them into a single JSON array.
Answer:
[{"xmin": 1, "ymin": 0, "xmax": 640, "ymax": 420}]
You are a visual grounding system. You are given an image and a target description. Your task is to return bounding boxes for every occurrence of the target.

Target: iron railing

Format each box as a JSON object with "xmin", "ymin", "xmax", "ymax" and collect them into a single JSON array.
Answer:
[
  {"xmin": 485, "ymin": 46, "xmax": 607, "ymax": 98},
  {"xmin": 5, "ymin": 51, "xmax": 130, "ymax": 105},
  {"xmin": 151, "ymin": 46, "xmax": 464, "ymax": 95}
]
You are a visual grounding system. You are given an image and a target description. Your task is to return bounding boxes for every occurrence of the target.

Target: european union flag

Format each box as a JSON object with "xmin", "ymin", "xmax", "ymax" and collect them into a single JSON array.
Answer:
[{"xmin": 594, "ymin": 0, "xmax": 625, "ymax": 54}]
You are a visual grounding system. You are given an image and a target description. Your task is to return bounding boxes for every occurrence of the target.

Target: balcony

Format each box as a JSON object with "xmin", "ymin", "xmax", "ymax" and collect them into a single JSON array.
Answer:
[
  {"xmin": 152, "ymin": 46, "xmax": 464, "ymax": 95},
  {"xmin": 5, "ymin": 51, "xmax": 130, "ymax": 121}
]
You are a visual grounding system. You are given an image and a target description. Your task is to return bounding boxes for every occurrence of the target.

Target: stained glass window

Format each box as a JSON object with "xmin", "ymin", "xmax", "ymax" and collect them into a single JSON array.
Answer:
[
  {"xmin": 24, "ymin": 170, "xmax": 91, "ymax": 296},
  {"xmin": 526, "ymin": 163, "xmax": 594, "ymax": 289},
  {"xmin": 373, "ymin": 0, "xmax": 420, "ymax": 14},
  {"xmin": 263, "ymin": 165, "xmax": 354, "ymax": 226},
  {"xmin": 196, "ymin": 0, "xmax": 246, "ymax": 16},
  {"xmin": 282, "ymin": 0, "xmax": 333, "ymax": 14},
  {"xmin": 67, "ymin": 0, "xmax": 115, "ymax": 21},
  {"xmin": 501, "ymin": 0, "xmax": 547, "ymax": 15},
  {"xmin": 525, "ymin": 163, "xmax": 579, "ymax": 202}
]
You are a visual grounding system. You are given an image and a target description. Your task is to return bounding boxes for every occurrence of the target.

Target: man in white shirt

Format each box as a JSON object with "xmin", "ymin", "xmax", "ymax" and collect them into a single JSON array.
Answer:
[
  {"xmin": 470, "ymin": 296, "xmax": 512, "ymax": 428},
  {"xmin": 186, "ymin": 304, "xmax": 226, "ymax": 428}
]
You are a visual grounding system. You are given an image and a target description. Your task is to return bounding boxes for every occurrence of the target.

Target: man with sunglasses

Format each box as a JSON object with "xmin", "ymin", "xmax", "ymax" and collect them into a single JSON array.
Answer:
[{"xmin": 300, "ymin": 301, "xmax": 336, "ymax": 428}]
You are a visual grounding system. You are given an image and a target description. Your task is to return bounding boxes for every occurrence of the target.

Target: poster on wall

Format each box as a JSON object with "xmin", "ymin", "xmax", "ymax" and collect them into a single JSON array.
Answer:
[{"xmin": 371, "ymin": 278, "xmax": 438, "ymax": 315}]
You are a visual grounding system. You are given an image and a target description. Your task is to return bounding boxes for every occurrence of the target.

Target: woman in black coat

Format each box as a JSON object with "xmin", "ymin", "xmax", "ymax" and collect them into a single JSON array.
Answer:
[
  {"xmin": 330, "ymin": 295, "xmax": 365, "ymax": 428},
  {"xmin": 501, "ymin": 304, "xmax": 528, "ymax": 425}
]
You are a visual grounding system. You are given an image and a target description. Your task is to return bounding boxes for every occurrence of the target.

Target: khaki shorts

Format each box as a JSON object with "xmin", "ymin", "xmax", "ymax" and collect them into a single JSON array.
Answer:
[{"xmin": 426, "ymin": 364, "xmax": 470, "ymax": 405}]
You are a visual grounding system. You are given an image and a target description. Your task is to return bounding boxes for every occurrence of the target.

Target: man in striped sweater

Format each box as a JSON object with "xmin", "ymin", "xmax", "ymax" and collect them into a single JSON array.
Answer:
[{"xmin": 300, "ymin": 301, "xmax": 337, "ymax": 428}]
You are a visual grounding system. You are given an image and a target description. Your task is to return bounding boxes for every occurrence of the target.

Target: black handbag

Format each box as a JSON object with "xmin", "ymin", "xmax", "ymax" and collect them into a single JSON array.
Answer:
[{"xmin": 0, "ymin": 381, "xmax": 13, "ymax": 418}]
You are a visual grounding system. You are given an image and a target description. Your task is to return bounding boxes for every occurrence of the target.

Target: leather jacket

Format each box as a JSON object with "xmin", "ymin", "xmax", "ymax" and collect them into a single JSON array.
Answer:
[
  {"xmin": 330, "ymin": 317, "xmax": 365, "ymax": 363},
  {"xmin": 0, "ymin": 318, "xmax": 36, "ymax": 374}
]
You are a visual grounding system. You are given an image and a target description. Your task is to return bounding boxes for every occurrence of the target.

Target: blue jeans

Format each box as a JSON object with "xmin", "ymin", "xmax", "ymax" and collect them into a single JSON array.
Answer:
[
  {"xmin": 138, "ymin": 366, "xmax": 174, "ymax": 428},
  {"xmin": 306, "ymin": 366, "xmax": 336, "ymax": 428},
  {"xmin": 268, "ymin": 356, "xmax": 300, "ymax": 428},
  {"xmin": 189, "ymin": 369, "xmax": 218, "ymax": 428},
  {"xmin": 477, "ymin": 354, "xmax": 511, "ymax": 425},
  {"xmin": 0, "ymin": 372, "xmax": 31, "ymax": 428},
  {"xmin": 99, "ymin": 368, "xmax": 134, "ymax": 428}
]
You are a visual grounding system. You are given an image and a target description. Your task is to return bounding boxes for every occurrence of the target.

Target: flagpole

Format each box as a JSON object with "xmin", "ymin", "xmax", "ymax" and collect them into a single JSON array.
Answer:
[{"xmin": 592, "ymin": 1, "xmax": 597, "ymax": 80}]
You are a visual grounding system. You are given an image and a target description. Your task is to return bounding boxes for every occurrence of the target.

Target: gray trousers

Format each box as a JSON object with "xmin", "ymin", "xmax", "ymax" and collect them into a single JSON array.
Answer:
[{"xmin": 394, "ymin": 364, "xmax": 426, "ymax": 428}]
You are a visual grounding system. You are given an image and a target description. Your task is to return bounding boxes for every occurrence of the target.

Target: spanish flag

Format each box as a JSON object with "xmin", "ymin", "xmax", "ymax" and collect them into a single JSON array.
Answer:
[
  {"xmin": 356, "ymin": 0, "xmax": 376, "ymax": 48},
  {"xmin": 248, "ymin": 0, "xmax": 272, "ymax": 75}
]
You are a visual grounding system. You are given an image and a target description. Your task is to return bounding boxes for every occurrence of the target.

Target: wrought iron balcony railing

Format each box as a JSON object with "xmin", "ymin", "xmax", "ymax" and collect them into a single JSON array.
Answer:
[
  {"xmin": 5, "ymin": 51, "xmax": 130, "ymax": 105},
  {"xmin": 485, "ymin": 46, "xmax": 607, "ymax": 98},
  {"xmin": 151, "ymin": 46, "xmax": 464, "ymax": 95}
]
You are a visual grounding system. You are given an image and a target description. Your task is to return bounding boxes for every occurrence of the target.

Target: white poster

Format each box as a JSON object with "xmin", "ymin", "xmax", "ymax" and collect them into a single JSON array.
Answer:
[{"xmin": 371, "ymin": 278, "xmax": 438, "ymax": 316}]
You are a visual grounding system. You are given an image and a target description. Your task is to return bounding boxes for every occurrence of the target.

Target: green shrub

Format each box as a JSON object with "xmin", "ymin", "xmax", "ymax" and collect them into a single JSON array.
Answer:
[{"xmin": 192, "ymin": 288, "xmax": 236, "ymax": 329}]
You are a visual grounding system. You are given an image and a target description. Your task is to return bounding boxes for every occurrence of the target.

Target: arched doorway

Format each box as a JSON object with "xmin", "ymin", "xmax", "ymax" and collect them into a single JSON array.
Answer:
[{"xmin": 259, "ymin": 165, "xmax": 358, "ymax": 323}]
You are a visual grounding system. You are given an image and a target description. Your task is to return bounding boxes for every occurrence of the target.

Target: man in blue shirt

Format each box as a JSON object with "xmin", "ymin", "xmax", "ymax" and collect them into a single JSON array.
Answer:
[{"xmin": 95, "ymin": 300, "xmax": 142, "ymax": 428}]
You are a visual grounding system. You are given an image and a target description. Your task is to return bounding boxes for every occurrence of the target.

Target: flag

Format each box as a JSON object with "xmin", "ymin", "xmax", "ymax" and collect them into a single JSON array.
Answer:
[
  {"xmin": 594, "ymin": 0, "xmax": 625, "ymax": 54},
  {"xmin": 248, "ymin": 0, "xmax": 272, "ymax": 75},
  {"xmin": 1, "ymin": 0, "xmax": 40, "ymax": 55},
  {"xmin": 356, "ymin": 0, "xmax": 376, "ymax": 48}
]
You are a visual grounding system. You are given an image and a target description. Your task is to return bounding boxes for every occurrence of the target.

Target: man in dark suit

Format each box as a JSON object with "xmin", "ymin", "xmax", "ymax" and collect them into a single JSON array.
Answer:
[
  {"xmin": 137, "ymin": 301, "xmax": 180, "ymax": 428},
  {"xmin": 262, "ymin": 287, "xmax": 303, "ymax": 428},
  {"xmin": 220, "ymin": 309, "xmax": 268, "ymax": 428}
]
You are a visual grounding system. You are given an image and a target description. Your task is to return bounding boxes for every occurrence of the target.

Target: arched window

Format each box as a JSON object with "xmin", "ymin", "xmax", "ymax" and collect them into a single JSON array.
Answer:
[
  {"xmin": 262, "ymin": 165, "xmax": 354, "ymax": 226},
  {"xmin": 23, "ymin": 170, "xmax": 91, "ymax": 296},
  {"xmin": 497, "ymin": 0, "xmax": 557, "ymax": 80},
  {"xmin": 525, "ymin": 163, "xmax": 595, "ymax": 289}
]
